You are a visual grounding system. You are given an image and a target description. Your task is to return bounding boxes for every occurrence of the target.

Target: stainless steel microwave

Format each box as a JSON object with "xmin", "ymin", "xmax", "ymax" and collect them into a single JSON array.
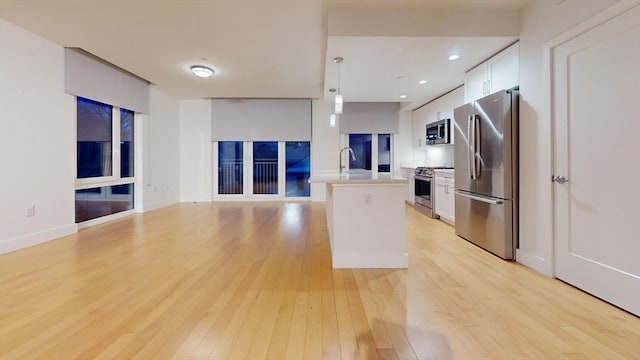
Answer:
[{"xmin": 425, "ymin": 118, "xmax": 450, "ymax": 145}]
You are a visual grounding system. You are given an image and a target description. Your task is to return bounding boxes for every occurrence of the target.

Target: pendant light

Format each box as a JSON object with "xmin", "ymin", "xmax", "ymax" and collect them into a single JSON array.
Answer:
[
  {"xmin": 329, "ymin": 88, "xmax": 338, "ymax": 128},
  {"xmin": 333, "ymin": 57, "xmax": 344, "ymax": 114}
]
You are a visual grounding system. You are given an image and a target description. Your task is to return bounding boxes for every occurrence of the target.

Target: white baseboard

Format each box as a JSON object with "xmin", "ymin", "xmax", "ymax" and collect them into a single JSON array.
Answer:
[
  {"xmin": 516, "ymin": 249, "xmax": 553, "ymax": 277},
  {"xmin": 0, "ymin": 224, "xmax": 77, "ymax": 255},
  {"xmin": 142, "ymin": 199, "xmax": 178, "ymax": 212}
]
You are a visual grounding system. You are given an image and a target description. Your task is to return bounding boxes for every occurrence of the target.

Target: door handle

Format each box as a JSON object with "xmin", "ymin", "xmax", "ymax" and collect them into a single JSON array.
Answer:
[
  {"xmin": 455, "ymin": 190, "xmax": 503, "ymax": 204},
  {"xmin": 474, "ymin": 114, "xmax": 481, "ymax": 180},
  {"xmin": 470, "ymin": 115, "xmax": 477, "ymax": 180},
  {"xmin": 552, "ymin": 175, "xmax": 568, "ymax": 184},
  {"xmin": 467, "ymin": 115, "xmax": 473, "ymax": 180}
]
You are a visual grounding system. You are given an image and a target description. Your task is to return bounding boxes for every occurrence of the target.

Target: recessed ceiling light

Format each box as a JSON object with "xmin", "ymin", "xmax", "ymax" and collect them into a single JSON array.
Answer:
[
  {"xmin": 400, "ymin": 95, "xmax": 407, "ymax": 99},
  {"xmin": 448, "ymin": 54, "xmax": 460, "ymax": 61},
  {"xmin": 190, "ymin": 65, "xmax": 214, "ymax": 78},
  {"xmin": 418, "ymin": 80, "xmax": 428, "ymax": 85}
]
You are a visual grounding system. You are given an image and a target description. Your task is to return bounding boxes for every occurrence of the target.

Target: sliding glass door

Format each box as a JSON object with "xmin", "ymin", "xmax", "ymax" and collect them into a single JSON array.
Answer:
[
  {"xmin": 346, "ymin": 133, "xmax": 392, "ymax": 174},
  {"xmin": 215, "ymin": 141, "xmax": 310, "ymax": 199},
  {"xmin": 252, "ymin": 142, "xmax": 278, "ymax": 195}
]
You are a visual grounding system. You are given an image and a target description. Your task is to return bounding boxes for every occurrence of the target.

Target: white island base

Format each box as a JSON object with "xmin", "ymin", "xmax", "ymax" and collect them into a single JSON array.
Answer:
[{"xmin": 314, "ymin": 174, "xmax": 408, "ymax": 268}]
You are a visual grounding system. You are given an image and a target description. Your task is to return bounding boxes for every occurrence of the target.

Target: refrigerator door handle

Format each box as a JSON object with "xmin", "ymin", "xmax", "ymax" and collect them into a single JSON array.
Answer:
[
  {"xmin": 467, "ymin": 115, "xmax": 473, "ymax": 179},
  {"xmin": 470, "ymin": 114, "xmax": 477, "ymax": 179},
  {"xmin": 474, "ymin": 114, "xmax": 481, "ymax": 179},
  {"xmin": 455, "ymin": 190, "xmax": 504, "ymax": 205}
]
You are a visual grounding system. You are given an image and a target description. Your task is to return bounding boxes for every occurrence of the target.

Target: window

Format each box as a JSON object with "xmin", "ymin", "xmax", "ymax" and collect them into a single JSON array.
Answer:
[
  {"xmin": 347, "ymin": 133, "xmax": 392, "ymax": 173},
  {"xmin": 215, "ymin": 141, "xmax": 311, "ymax": 199},
  {"xmin": 285, "ymin": 141, "xmax": 310, "ymax": 197},
  {"xmin": 349, "ymin": 134, "xmax": 372, "ymax": 170},
  {"xmin": 75, "ymin": 96, "xmax": 136, "ymax": 223},
  {"xmin": 75, "ymin": 184, "xmax": 134, "ymax": 223},
  {"xmin": 218, "ymin": 141, "xmax": 244, "ymax": 195},
  {"xmin": 253, "ymin": 142, "xmax": 279, "ymax": 195},
  {"xmin": 120, "ymin": 108, "xmax": 134, "ymax": 178},
  {"xmin": 77, "ymin": 97, "xmax": 113, "ymax": 178},
  {"xmin": 378, "ymin": 134, "xmax": 391, "ymax": 173}
]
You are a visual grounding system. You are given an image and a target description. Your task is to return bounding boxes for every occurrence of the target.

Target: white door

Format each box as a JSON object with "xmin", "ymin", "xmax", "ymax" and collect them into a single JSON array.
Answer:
[{"xmin": 553, "ymin": 5, "xmax": 640, "ymax": 316}]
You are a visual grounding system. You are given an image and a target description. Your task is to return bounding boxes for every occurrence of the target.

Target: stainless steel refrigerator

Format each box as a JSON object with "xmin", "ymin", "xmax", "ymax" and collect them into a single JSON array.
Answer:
[{"xmin": 453, "ymin": 89, "xmax": 518, "ymax": 260}]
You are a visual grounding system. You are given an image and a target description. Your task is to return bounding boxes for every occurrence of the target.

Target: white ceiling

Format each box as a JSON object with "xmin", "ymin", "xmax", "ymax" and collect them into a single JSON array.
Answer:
[{"xmin": 0, "ymin": 0, "xmax": 528, "ymax": 109}]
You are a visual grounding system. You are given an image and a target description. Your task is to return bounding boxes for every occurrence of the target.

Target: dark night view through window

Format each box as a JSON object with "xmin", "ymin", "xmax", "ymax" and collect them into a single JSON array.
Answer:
[
  {"xmin": 77, "ymin": 97, "xmax": 112, "ymax": 178},
  {"xmin": 76, "ymin": 97, "xmax": 135, "ymax": 223},
  {"xmin": 285, "ymin": 141, "xmax": 310, "ymax": 197},
  {"xmin": 120, "ymin": 108, "xmax": 134, "ymax": 177}
]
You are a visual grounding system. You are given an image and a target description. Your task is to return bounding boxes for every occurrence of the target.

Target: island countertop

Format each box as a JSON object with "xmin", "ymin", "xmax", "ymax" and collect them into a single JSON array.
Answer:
[{"xmin": 309, "ymin": 170, "xmax": 408, "ymax": 184}]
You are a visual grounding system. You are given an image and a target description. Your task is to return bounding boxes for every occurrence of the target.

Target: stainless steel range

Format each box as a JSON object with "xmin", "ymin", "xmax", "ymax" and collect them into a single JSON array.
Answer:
[{"xmin": 414, "ymin": 166, "xmax": 454, "ymax": 218}]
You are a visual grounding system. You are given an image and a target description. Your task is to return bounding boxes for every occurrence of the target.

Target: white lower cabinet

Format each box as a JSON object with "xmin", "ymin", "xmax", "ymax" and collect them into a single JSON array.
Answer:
[
  {"xmin": 401, "ymin": 167, "xmax": 415, "ymax": 204},
  {"xmin": 434, "ymin": 171, "xmax": 455, "ymax": 224}
]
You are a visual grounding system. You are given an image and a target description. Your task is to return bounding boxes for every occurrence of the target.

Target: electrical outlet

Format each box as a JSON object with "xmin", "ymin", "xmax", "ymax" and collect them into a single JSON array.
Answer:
[{"xmin": 25, "ymin": 205, "xmax": 35, "ymax": 217}]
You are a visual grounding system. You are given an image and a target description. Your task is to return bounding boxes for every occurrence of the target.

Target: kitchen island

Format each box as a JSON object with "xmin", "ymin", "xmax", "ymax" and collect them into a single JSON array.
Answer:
[{"xmin": 310, "ymin": 171, "xmax": 409, "ymax": 268}]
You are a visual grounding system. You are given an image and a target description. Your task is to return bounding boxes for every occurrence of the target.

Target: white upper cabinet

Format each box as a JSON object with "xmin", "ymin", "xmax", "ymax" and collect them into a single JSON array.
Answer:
[
  {"xmin": 464, "ymin": 65, "xmax": 489, "ymax": 105},
  {"xmin": 464, "ymin": 42, "xmax": 519, "ymax": 103}
]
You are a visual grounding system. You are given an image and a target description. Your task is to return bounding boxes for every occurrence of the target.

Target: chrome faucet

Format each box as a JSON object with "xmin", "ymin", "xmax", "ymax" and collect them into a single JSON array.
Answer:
[{"xmin": 339, "ymin": 147, "xmax": 356, "ymax": 172}]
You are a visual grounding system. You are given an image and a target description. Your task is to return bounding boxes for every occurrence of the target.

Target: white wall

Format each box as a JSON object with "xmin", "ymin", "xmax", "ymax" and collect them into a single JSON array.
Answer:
[
  {"xmin": 0, "ymin": 20, "xmax": 76, "ymax": 254},
  {"xmin": 143, "ymin": 87, "xmax": 181, "ymax": 210},
  {"xmin": 517, "ymin": 0, "xmax": 619, "ymax": 275},
  {"xmin": 179, "ymin": 100, "xmax": 212, "ymax": 202},
  {"xmin": 311, "ymin": 100, "xmax": 341, "ymax": 201},
  {"xmin": 394, "ymin": 111, "xmax": 414, "ymax": 174}
]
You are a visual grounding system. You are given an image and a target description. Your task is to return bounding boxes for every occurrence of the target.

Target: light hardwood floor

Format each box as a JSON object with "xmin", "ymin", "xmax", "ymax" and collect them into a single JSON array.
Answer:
[{"xmin": 1, "ymin": 202, "xmax": 638, "ymax": 360}]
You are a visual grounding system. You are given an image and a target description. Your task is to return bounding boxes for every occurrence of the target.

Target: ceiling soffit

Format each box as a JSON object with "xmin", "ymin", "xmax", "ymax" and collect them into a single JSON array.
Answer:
[{"xmin": 328, "ymin": 8, "xmax": 520, "ymax": 37}]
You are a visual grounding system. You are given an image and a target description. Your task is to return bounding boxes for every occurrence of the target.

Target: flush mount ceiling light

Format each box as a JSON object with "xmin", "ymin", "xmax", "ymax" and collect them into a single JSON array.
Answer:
[
  {"xmin": 333, "ymin": 57, "xmax": 344, "ymax": 114},
  {"xmin": 190, "ymin": 65, "xmax": 214, "ymax": 78},
  {"xmin": 400, "ymin": 94, "xmax": 408, "ymax": 99},
  {"xmin": 418, "ymin": 80, "xmax": 428, "ymax": 85},
  {"xmin": 448, "ymin": 54, "xmax": 460, "ymax": 61}
]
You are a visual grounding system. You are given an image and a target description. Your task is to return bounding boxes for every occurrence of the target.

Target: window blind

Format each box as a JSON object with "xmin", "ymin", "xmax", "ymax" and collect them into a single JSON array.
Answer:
[
  {"xmin": 339, "ymin": 102, "xmax": 400, "ymax": 134},
  {"xmin": 65, "ymin": 48, "xmax": 149, "ymax": 114},
  {"xmin": 211, "ymin": 99, "xmax": 312, "ymax": 141}
]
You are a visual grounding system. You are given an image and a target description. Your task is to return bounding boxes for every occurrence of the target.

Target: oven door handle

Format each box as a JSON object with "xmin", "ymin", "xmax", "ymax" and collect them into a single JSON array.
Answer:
[
  {"xmin": 414, "ymin": 175, "xmax": 432, "ymax": 181},
  {"xmin": 455, "ymin": 190, "xmax": 503, "ymax": 205}
]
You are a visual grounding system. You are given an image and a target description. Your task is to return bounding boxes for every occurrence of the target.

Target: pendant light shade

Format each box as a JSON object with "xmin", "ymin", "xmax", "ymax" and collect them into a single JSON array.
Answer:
[
  {"xmin": 329, "ymin": 113, "xmax": 337, "ymax": 128},
  {"xmin": 334, "ymin": 94, "xmax": 343, "ymax": 114},
  {"xmin": 333, "ymin": 57, "xmax": 344, "ymax": 114}
]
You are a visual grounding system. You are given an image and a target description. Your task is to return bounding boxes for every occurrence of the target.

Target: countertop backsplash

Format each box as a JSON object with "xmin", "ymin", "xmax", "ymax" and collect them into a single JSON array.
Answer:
[{"xmin": 424, "ymin": 144, "xmax": 454, "ymax": 168}]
